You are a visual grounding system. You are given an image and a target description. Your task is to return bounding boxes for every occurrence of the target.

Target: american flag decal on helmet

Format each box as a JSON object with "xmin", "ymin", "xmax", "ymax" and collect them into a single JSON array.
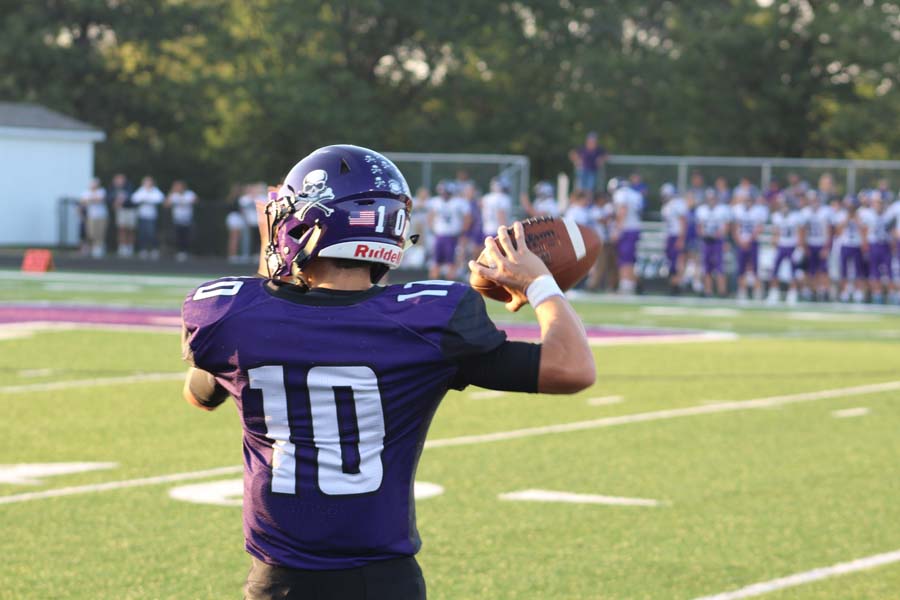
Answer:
[{"xmin": 348, "ymin": 210, "xmax": 376, "ymax": 226}]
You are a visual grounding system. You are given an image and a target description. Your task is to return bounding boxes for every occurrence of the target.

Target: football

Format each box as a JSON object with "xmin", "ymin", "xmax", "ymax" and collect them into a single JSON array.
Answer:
[{"xmin": 470, "ymin": 216, "xmax": 602, "ymax": 303}]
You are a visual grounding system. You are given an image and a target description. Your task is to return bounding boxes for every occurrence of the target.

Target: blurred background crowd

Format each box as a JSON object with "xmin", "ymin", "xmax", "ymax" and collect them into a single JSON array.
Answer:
[{"xmin": 75, "ymin": 130, "xmax": 900, "ymax": 306}]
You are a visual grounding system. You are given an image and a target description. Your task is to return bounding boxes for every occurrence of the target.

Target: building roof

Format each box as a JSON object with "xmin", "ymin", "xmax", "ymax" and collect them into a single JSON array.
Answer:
[{"xmin": 0, "ymin": 102, "xmax": 101, "ymax": 132}]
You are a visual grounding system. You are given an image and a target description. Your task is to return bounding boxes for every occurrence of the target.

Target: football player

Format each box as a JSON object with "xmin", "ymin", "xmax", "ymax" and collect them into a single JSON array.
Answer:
[
  {"xmin": 767, "ymin": 194, "xmax": 806, "ymax": 305},
  {"xmin": 180, "ymin": 145, "xmax": 595, "ymax": 600},
  {"xmin": 695, "ymin": 187, "xmax": 731, "ymax": 297},
  {"xmin": 609, "ymin": 177, "xmax": 643, "ymax": 294},
  {"xmin": 426, "ymin": 180, "xmax": 471, "ymax": 280},
  {"xmin": 730, "ymin": 188, "xmax": 767, "ymax": 301},
  {"xmin": 480, "ymin": 177, "xmax": 512, "ymax": 240},
  {"xmin": 527, "ymin": 181, "xmax": 561, "ymax": 218},
  {"xmin": 861, "ymin": 193, "xmax": 893, "ymax": 304},
  {"xmin": 801, "ymin": 189, "xmax": 833, "ymax": 301},
  {"xmin": 833, "ymin": 195, "xmax": 865, "ymax": 302},
  {"xmin": 888, "ymin": 195, "xmax": 900, "ymax": 304},
  {"xmin": 659, "ymin": 183, "xmax": 687, "ymax": 293}
]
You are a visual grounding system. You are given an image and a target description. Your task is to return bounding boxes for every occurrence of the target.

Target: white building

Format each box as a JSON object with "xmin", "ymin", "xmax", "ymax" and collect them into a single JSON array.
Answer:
[{"xmin": 0, "ymin": 102, "xmax": 105, "ymax": 246}]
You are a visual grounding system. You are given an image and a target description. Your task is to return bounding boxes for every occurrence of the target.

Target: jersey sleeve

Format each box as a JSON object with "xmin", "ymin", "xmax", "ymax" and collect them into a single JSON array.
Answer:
[
  {"xmin": 181, "ymin": 277, "xmax": 253, "ymax": 370},
  {"xmin": 440, "ymin": 287, "xmax": 507, "ymax": 361}
]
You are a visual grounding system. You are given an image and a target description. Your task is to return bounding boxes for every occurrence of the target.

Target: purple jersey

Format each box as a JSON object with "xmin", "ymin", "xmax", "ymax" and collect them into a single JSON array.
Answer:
[{"xmin": 182, "ymin": 277, "xmax": 505, "ymax": 570}]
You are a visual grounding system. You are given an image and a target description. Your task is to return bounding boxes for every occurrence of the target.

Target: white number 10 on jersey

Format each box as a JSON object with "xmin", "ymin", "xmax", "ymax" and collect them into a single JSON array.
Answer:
[{"xmin": 248, "ymin": 365, "xmax": 386, "ymax": 496}]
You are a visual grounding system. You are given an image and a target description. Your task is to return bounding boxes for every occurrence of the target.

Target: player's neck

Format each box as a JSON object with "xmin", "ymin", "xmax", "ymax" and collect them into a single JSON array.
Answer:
[{"xmin": 303, "ymin": 260, "xmax": 372, "ymax": 292}]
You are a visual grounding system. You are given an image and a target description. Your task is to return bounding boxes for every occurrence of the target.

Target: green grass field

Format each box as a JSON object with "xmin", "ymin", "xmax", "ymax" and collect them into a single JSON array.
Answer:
[{"xmin": 2, "ymin": 270, "xmax": 899, "ymax": 599}]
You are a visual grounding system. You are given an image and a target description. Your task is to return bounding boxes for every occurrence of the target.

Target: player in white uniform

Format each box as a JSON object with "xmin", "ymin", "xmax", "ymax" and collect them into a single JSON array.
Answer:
[
  {"xmin": 730, "ymin": 189, "xmax": 768, "ymax": 300},
  {"xmin": 888, "ymin": 198, "xmax": 900, "ymax": 303},
  {"xmin": 660, "ymin": 183, "xmax": 688, "ymax": 292},
  {"xmin": 695, "ymin": 188, "xmax": 731, "ymax": 297},
  {"xmin": 860, "ymin": 195, "xmax": 893, "ymax": 303},
  {"xmin": 800, "ymin": 190, "xmax": 833, "ymax": 301},
  {"xmin": 768, "ymin": 195, "xmax": 807, "ymax": 305},
  {"xmin": 587, "ymin": 194, "xmax": 617, "ymax": 291},
  {"xmin": 832, "ymin": 196, "xmax": 865, "ymax": 302},
  {"xmin": 426, "ymin": 181, "xmax": 471, "ymax": 280},
  {"xmin": 525, "ymin": 182, "xmax": 560, "ymax": 218},
  {"xmin": 481, "ymin": 178, "xmax": 512, "ymax": 238},
  {"xmin": 611, "ymin": 178, "xmax": 643, "ymax": 294}
]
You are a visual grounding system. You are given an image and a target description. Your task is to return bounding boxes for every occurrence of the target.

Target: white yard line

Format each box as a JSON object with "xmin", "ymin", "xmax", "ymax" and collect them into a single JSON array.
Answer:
[
  {"xmin": 18, "ymin": 368, "xmax": 54, "ymax": 378},
  {"xmin": 2, "ymin": 380, "xmax": 897, "ymax": 505},
  {"xmin": 693, "ymin": 549, "xmax": 900, "ymax": 600},
  {"xmin": 832, "ymin": 407, "xmax": 870, "ymax": 418},
  {"xmin": 588, "ymin": 331, "xmax": 738, "ymax": 346},
  {"xmin": 469, "ymin": 390, "xmax": 507, "ymax": 400},
  {"xmin": 0, "ymin": 466, "xmax": 243, "ymax": 505},
  {"xmin": 424, "ymin": 380, "xmax": 900, "ymax": 449},
  {"xmin": 499, "ymin": 489, "xmax": 663, "ymax": 507},
  {"xmin": 0, "ymin": 372, "xmax": 184, "ymax": 394},
  {"xmin": 0, "ymin": 270, "xmax": 205, "ymax": 287},
  {"xmin": 587, "ymin": 395, "xmax": 624, "ymax": 406}
]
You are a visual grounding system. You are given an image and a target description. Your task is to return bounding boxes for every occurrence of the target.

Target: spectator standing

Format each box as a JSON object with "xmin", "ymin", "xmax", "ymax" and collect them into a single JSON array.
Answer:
[
  {"xmin": 688, "ymin": 171, "xmax": 706, "ymax": 200},
  {"xmin": 238, "ymin": 184, "xmax": 265, "ymax": 261},
  {"xmin": 225, "ymin": 184, "xmax": 246, "ymax": 263},
  {"xmin": 732, "ymin": 176, "xmax": 758, "ymax": 202},
  {"xmin": 785, "ymin": 173, "xmax": 809, "ymax": 206},
  {"xmin": 568, "ymin": 132, "xmax": 607, "ymax": 197},
  {"xmin": 111, "ymin": 173, "xmax": 136, "ymax": 257},
  {"xmin": 715, "ymin": 177, "xmax": 732, "ymax": 205},
  {"xmin": 132, "ymin": 176, "xmax": 164, "ymax": 260},
  {"xmin": 426, "ymin": 181, "xmax": 470, "ymax": 280},
  {"xmin": 166, "ymin": 180, "xmax": 197, "ymax": 262},
  {"xmin": 481, "ymin": 178, "xmax": 512, "ymax": 238},
  {"xmin": 875, "ymin": 178, "xmax": 895, "ymax": 204},
  {"xmin": 818, "ymin": 173, "xmax": 837, "ymax": 204},
  {"xmin": 763, "ymin": 179, "xmax": 781, "ymax": 203},
  {"xmin": 80, "ymin": 178, "xmax": 107, "ymax": 258}
]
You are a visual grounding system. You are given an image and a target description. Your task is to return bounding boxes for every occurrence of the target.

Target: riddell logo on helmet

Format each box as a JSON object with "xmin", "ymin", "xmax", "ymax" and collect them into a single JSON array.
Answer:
[{"xmin": 354, "ymin": 244, "xmax": 401, "ymax": 265}]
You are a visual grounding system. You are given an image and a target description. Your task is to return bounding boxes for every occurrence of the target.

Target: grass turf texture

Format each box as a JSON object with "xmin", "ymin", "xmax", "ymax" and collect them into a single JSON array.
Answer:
[{"xmin": 1, "ymin": 270, "xmax": 899, "ymax": 599}]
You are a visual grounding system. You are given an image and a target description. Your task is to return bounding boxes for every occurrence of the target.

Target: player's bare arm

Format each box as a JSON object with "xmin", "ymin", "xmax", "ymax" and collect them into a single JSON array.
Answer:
[{"xmin": 469, "ymin": 221, "xmax": 596, "ymax": 393}]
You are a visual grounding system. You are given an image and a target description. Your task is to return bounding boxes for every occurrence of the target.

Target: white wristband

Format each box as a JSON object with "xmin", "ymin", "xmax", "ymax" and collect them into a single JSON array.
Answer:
[{"xmin": 525, "ymin": 275, "xmax": 564, "ymax": 308}]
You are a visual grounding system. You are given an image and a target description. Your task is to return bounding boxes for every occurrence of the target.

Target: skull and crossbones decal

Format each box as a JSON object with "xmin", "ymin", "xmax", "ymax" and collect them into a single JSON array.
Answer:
[{"xmin": 295, "ymin": 169, "xmax": 335, "ymax": 218}]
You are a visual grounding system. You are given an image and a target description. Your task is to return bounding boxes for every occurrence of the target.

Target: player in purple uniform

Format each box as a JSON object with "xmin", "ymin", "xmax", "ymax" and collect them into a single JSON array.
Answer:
[{"xmin": 180, "ymin": 145, "xmax": 595, "ymax": 600}]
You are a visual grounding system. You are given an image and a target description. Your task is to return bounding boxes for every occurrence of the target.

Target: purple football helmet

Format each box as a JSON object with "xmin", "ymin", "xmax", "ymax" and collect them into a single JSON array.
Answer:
[{"xmin": 265, "ymin": 145, "xmax": 413, "ymax": 283}]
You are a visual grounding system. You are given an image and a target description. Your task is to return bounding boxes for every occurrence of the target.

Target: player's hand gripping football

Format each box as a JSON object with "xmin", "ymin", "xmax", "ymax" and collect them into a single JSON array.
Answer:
[{"xmin": 468, "ymin": 221, "xmax": 552, "ymax": 312}]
